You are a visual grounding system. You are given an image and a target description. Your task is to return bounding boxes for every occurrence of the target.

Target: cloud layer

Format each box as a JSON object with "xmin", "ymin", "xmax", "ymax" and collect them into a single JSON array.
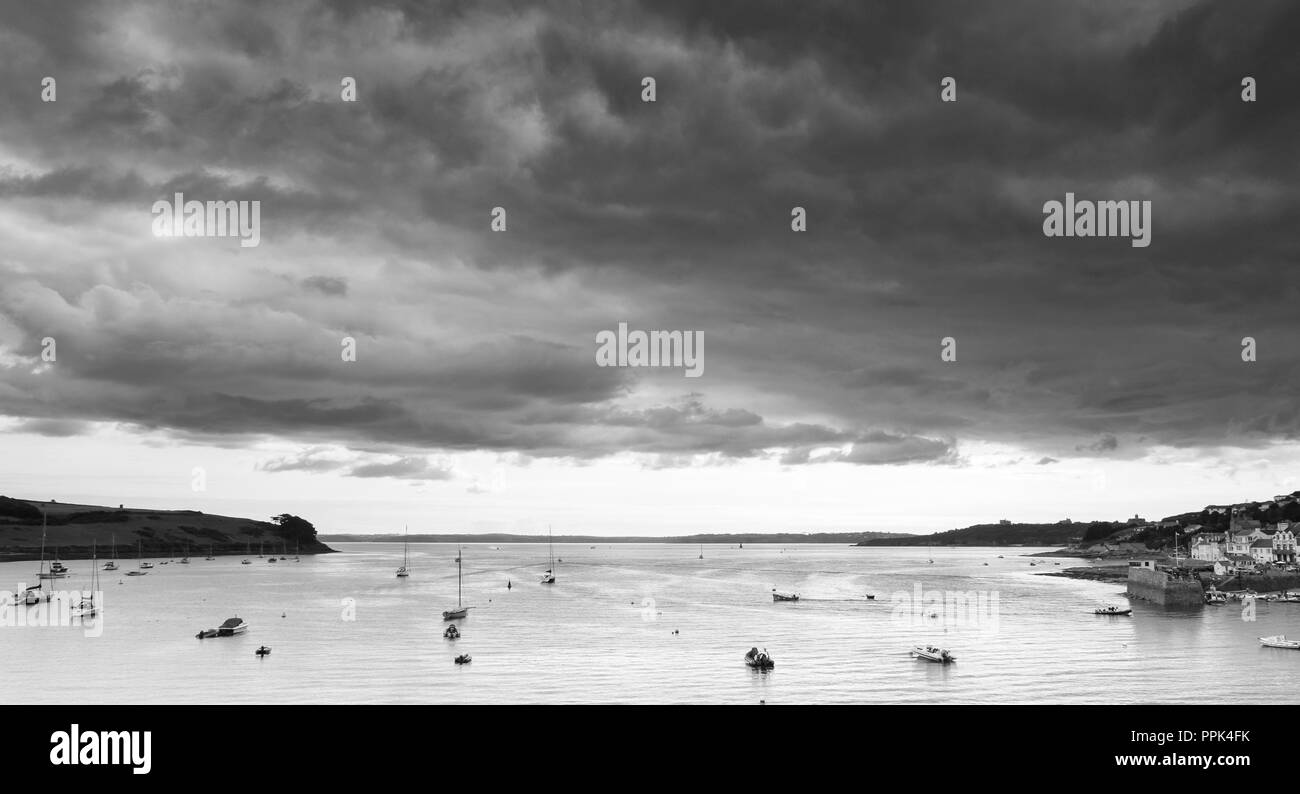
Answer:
[{"xmin": 1, "ymin": 0, "xmax": 1297, "ymax": 479}]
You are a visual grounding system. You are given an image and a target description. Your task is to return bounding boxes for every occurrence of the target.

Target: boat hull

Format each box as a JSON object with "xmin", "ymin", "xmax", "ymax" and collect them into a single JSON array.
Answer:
[
  {"xmin": 442, "ymin": 608, "xmax": 469, "ymax": 620},
  {"xmin": 1259, "ymin": 636, "xmax": 1300, "ymax": 649},
  {"xmin": 912, "ymin": 647, "xmax": 956, "ymax": 663}
]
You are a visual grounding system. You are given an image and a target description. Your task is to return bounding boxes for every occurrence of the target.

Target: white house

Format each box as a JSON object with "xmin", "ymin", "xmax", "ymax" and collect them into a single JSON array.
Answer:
[
  {"xmin": 1190, "ymin": 533, "xmax": 1226, "ymax": 562},
  {"xmin": 1249, "ymin": 539, "xmax": 1276, "ymax": 565},
  {"xmin": 1272, "ymin": 528, "xmax": 1297, "ymax": 565}
]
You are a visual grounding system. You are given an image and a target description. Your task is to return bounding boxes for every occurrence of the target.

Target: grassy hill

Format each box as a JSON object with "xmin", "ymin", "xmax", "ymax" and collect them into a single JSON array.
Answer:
[
  {"xmin": 0, "ymin": 496, "xmax": 333, "ymax": 562},
  {"xmin": 856, "ymin": 522, "xmax": 1088, "ymax": 547}
]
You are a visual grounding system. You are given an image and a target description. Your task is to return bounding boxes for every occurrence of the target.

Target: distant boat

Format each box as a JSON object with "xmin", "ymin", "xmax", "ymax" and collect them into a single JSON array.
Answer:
[
  {"xmin": 13, "ymin": 584, "xmax": 44, "ymax": 606},
  {"xmin": 258, "ymin": 541, "xmax": 264, "ymax": 558},
  {"xmin": 443, "ymin": 624, "xmax": 460, "ymax": 640},
  {"xmin": 242, "ymin": 541, "xmax": 251, "ymax": 565},
  {"xmin": 217, "ymin": 616, "xmax": 248, "ymax": 636},
  {"xmin": 268, "ymin": 556, "xmax": 277, "ymax": 564},
  {"xmin": 744, "ymin": 647, "xmax": 774, "ymax": 669},
  {"xmin": 40, "ymin": 559, "xmax": 70, "ymax": 580},
  {"xmin": 125, "ymin": 570, "xmax": 146, "ymax": 577},
  {"xmin": 454, "ymin": 654, "xmax": 472, "ymax": 665},
  {"xmin": 180, "ymin": 544, "xmax": 190, "ymax": 564},
  {"xmin": 293, "ymin": 541, "xmax": 300, "ymax": 562},
  {"xmin": 864, "ymin": 593, "xmax": 876, "ymax": 600},
  {"xmin": 772, "ymin": 589, "xmax": 799, "ymax": 602},
  {"xmin": 138, "ymin": 540, "xmax": 153, "ymax": 570},
  {"xmin": 255, "ymin": 646, "xmax": 271, "ymax": 657},
  {"xmin": 396, "ymin": 526, "xmax": 410, "ymax": 578},
  {"xmin": 206, "ymin": 544, "xmax": 215, "ymax": 561},
  {"xmin": 104, "ymin": 533, "xmax": 119, "ymax": 571},
  {"xmin": 1259, "ymin": 635, "xmax": 1300, "ymax": 650},
  {"xmin": 71, "ymin": 542, "xmax": 100, "ymax": 619},
  {"xmin": 1205, "ymin": 589, "xmax": 1228, "ymax": 605},
  {"xmin": 442, "ymin": 546, "xmax": 471, "ymax": 620},
  {"xmin": 1094, "ymin": 605, "xmax": 1132, "ymax": 616},
  {"xmin": 912, "ymin": 645, "xmax": 956, "ymax": 664},
  {"xmin": 540, "ymin": 525, "xmax": 556, "ymax": 584},
  {"xmin": 699, "ymin": 544, "xmax": 704, "ymax": 560}
]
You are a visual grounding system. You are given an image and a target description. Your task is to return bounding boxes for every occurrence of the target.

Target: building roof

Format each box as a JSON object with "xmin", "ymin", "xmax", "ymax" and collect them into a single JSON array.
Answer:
[{"xmin": 1251, "ymin": 539, "xmax": 1273, "ymax": 549}]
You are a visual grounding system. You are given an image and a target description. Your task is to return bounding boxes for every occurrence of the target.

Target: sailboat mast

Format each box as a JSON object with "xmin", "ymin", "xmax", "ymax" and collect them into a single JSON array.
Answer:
[
  {"xmin": 457, "ymin": 546, "xmax": 462, "ymax": 607},
  {"xmin": 39, "ymin": 507, "xmax": 47, "ymax": 578}
]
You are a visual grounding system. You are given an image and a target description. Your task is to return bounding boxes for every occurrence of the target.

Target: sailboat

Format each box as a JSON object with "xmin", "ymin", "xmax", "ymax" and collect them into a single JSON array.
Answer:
[
  {"xmin": 442, "ymin": 546, "xmax": 471, "ymax": 620},
  {"xmin": 37, "ymin": 511, "xmax": 71, "ymax": 580},
  {"xmin": 258, "ymin": 541, "xmax": 264, "ymax": 558},
  {"xmin": 396, "ymin": 527, "xmax": 410, "ymax": 578},
  {"xmin": 71, "ymin": 542, "xmax": 100, "ymax": 619},
  {"xmin": 242, "ymin": 541, "xmax": 251, "ymax": 565},
  {"xmin": 180, "ymin": 543, "xmax": 190, "ymax": 564},
  {"xmin": 699, "ymin": 544, "xmax": 704, "ymax": 560},
  {"xmin": 126, "ymin": 539, "xmax": 149, "ymax": 575},
  {"xmin": 206, "ymin": 544, "xmax": 215, "ymax": 561},
  {"xmin": 293, "ymin": 541, "xmax": 300, "ymax": 562},
  {"xmin": 540, "ymin": 526, "xmax": 556, "ymax": 584},
  {"xmin": 103, "ymin": 533, "xmax": 119, "ymax": 571}
]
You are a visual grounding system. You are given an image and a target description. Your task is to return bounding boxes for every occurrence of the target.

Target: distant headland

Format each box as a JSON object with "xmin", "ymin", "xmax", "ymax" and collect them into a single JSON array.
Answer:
[{"xmin": 0, "ymin": 495, "xmax": 334, "ymax": 563}]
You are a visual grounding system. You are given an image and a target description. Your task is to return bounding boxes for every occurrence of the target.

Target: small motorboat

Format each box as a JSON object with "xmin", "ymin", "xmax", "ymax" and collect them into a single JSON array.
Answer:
[
  {"xmin": 1094, "ymin": 605, "xmax": 1132, "ymax": 616},
  {"xmin": 454, "ymin": 654, "xmax": 472, "ymax": 665},
  {"xmin": 255, "ymin": 646, "xmax": 272, "ymax": 656},
  {"xmin": 241, "ymin": 559, "xmax": 251, "ymax": 565},
  {"xmin": 195, "ymin": 628, "xmax": 218, "ymax": 639},
  {"xmin": 864, "ymin": 593, "xmax": 876, "ymax": 600},
  {"xmin": 912, "ymin": 645, "xmax": 956, "ymax": 664},
  {"xmin": 771, "ymin": 589, "xmax": 799, "ymax": 602},
  {"xmin": 1205, "ymin": 590, "xmax": 1228, "ymax": 605},
  {"xmin": 125, "ymin": 570, "xmax": 146, "ymax": 577},
  {"xmin": 1259, "ymin": 635, "xmax": 1300, "ymax": 649},
  {"xmin": 443, "ymin": 625, "xmax": 460, "ymax": 640},
  {"xmin": 744, "ymin": 647, "xmax": 775, "ymax": 669}
]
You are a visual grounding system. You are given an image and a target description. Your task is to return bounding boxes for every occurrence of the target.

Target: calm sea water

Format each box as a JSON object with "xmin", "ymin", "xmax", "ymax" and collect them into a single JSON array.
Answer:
[{"xmin": 3, "ymin": 543, "xmax": 1298, "ymax": 704}]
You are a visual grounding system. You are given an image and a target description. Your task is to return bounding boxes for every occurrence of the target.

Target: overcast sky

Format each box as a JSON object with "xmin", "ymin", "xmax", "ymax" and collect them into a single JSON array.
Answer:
[{"xmin": 1, "ymin": 0, "xmax": 1297, "ymax": 536}]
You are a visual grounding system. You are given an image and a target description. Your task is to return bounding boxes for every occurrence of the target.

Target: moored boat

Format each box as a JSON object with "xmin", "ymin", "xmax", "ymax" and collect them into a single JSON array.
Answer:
[
  {"xmin": 454, "ymin": 654, "xmax": 472, "ymax": 665},
  {"xmin": 443, "ymin": 625, "xmax": 460, "ymax": 640},
  {"xmin": 744, "ymin": 647, "xmax": 775, "ymax": 669},
  {"xmin": 1094, "ymin": 605, "xmax": 1132, "ymax": 616},
  {"xmin": 255, "ymin": 646, "xmax": 272, "ymax": 656},
  {"xmin": 397, "ymin": 526, "xmax": 410, "ymax": 578},
  {"xmin": 442, "ymin": 546, "xmax": 472, "ymax": 620},
  {"xmin": 771, "ymin": 589, "xmax": 799, "ymax": 602},
  {"xmin": 912, "ymin": 645, "xmax": 956, "ymax": 663},
  {"xmin": 1259, "ymin": 635, "xmax": 1300, "ymax": 650},
  {"xmin": 217, "ymin": 616, "xmax": 248, "ymax": 636}
]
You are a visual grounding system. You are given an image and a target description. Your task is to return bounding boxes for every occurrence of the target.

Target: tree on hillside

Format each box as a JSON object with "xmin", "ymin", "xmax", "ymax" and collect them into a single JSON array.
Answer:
[{"xmin": 270, "ymin": 514, "xmax": 318, "ymax": 543}]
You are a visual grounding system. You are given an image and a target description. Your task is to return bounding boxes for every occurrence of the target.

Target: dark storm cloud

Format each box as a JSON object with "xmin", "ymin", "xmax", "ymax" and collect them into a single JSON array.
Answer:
[
  {"xmin": 301, "ymin": 276, "xmax": 348, "ymax": 296},
  {"xmin": 0, "ymin": 0, "xmax": 1297, "ymax": 468}
]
